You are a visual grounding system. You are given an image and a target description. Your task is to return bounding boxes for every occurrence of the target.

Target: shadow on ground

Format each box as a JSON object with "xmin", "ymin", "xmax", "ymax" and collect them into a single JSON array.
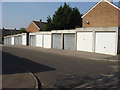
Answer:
[{"xmin": 2, "ymin": 51, "xmax": 56, "ymax": 75}]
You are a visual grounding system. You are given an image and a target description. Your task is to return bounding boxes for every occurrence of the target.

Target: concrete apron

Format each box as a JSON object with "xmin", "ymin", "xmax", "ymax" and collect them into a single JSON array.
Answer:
[{"xmin": 3, "ymin": 45, "xmax": 119, "ymax": 62}]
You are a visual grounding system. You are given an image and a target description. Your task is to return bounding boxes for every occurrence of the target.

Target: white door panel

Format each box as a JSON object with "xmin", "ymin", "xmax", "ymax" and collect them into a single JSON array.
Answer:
[
  {"xmin": 36, "ymin": 35, "xmax": 43, "ymax": 47},
  {"xmin": 77, "ymin": 32, "xmax": 93, "ymax": 52},
  {"xmin": 95, "ymin": 32, "xmax": 116, "ymax": 55},
  {"xmin": 43, "ymin": 35, "xmax": 51, "ymax": 48}
]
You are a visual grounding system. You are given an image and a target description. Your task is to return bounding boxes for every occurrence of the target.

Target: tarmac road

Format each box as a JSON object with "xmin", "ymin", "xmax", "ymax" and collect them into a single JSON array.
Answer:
[{"xmin": 2, "ymin": 45, "xmax": 119, "ymax": 88}]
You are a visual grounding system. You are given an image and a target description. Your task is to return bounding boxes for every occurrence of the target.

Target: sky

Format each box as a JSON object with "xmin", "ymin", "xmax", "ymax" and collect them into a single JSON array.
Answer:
[{"xmin": 1, "ymin": 1, "xmax": 119, "ymax": 29}]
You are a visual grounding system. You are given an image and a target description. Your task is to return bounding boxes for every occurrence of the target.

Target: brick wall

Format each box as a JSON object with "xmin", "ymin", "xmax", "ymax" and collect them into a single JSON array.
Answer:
[
  {"xmin": 82, "ymin": 2, "xmax": 120, "ymax": 27},
  {"xmin": 26, "ymin": 22, "xmax": 39, "ymax": 32}
]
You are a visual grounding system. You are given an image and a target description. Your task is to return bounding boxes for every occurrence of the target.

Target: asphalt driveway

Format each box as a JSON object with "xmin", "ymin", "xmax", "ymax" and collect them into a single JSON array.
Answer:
[{"xmin": 2, "ymin": 45, "xmax": 119, "ymax": 88}]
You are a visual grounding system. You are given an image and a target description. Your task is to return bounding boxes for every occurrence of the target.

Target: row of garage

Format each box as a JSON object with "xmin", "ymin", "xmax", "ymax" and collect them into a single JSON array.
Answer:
[
  {"xmin": 77, "ymin": 31, "xmax": 117, "ymax": 55},
  {"xmin": 4, "ymin": 27, "xmax": 120, "ymax": 55},
  {"xmin": 29, "ymin": 32, "xmax": 52, "ymax": 48},
  {"xmin": 29, "ymin": 31, "xmax": 76, "ymax": 51},
  {"xmin": 52, "ymin": 31, "xmax": 118, "ymax": 55},
  {"xmin": 4, "ymin": 33, "xmax": 27, "ymax": 46},
  {"xmin": 4, "ymin": 37, "xmax": 11, "ymax": 45}
]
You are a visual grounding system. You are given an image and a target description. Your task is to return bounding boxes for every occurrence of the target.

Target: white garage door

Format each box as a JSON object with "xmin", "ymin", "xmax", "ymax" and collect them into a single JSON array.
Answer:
[
  {"xmin": 11, "ymin": 36, "xmax": 14, "ymax": 45},
  {"xmin": 22, "ymin": 34, "xmax": 27, "ymax": 45},
  {"xmin": 95, "ymin": 32, "xmax": 116, "ymax": 55},
  {"xmin": 14, "ymin": 36, "xmax": 17, "ymax": 45},
  {"xmin": 64, "ymin": 34, "xmax": 75, "ymax": 50},
  {"xmin": 4, "ymin": 38, "xmax": 6, "ymax": 44},
  {"xmin": 18, "ymin": 36, "xmax": 22, "ymax": 45},
  {"xmin": 15, "ymin": 36, "xmax": 19, "ymax": 45},
  {"xmin": 8, "ymin": 37, "xmax": 11, "ymax": 45},
  {"xmin": 36, "ymin": 34, "xmax": 43, "ymax": 47},
  {"xmin": 77, "ymin": 32, "xmax": 93, "ymax": 52},
  {"xmin": 43, "ymin": 34, "xmax": 51, "ymax": 48},
  {"xmin": 6, "ymin": 38, "xmax": 8, "ymax": 44},
  {"xmin": 52, "ymin": 34, "xmax": 62, "ymax": 49},
  {"xmin": 30, "ymin": 35, "xmax": 36, "ymax": 46}
]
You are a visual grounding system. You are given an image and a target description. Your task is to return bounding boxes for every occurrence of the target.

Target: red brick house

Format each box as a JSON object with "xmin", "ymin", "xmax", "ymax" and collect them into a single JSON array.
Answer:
[
  {"xmin": 82, "ymin": 0, "xmax": 120, "ymax": 27},
  {"xmin": 26, "ymin": 21, "xmax": 46, "ymax": 32}
]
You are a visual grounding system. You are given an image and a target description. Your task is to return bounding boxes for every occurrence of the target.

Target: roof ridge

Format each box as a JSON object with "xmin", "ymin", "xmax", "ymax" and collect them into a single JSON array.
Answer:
[
  {"xmin": 33, "ymin": 20, "xmax": 46, "ymax": 23},
  {"xmin": 104, "ymin": 0, "xmax": 120, "ymax": 10},
  {"xmin": 32, "ymin": 21, "xmax": 40, "ymax": 29}
]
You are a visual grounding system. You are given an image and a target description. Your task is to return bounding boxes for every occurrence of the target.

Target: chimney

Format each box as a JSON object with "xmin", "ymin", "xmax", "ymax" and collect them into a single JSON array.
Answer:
[
  {"xmin": 108, "ymin": 0, "xmax": 113, "ymax": 3},
  {"xmin": 40, "ymin": 19, "xmax": 42, "ymax": 22}
]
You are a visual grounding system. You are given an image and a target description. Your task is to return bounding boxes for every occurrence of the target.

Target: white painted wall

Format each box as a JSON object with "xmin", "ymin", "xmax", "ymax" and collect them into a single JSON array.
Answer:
[
  {"xmin": 77, "ymin": 32, "xmax": 93, "ymax": 52},
  {"xmin": 43, "ymin": 34, "xmax": 51, "ymax": 48},
  {"xmin": 95, "ymin": 32, "xmax": 116, "ymax": 55},
  {"xmin": 36, "ymin": 34, "xmax": 43, "ymax": 47},
  {"xmin": 11, "ymin": 36, "xmax": 14, "ymax": 45},
  {"xmin": 22, "ymin": 34, "xmax": 27, "ymax": 45}
]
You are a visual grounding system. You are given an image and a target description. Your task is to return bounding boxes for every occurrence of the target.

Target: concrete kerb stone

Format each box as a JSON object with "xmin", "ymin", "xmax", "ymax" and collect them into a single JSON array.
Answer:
[
  {"xmin": 29, "ymin": 72, "xmax": 39, "ymax": 89},
  {"xmin": 88, "ymin": 58, "xmax": 119, "ymax": 62}
]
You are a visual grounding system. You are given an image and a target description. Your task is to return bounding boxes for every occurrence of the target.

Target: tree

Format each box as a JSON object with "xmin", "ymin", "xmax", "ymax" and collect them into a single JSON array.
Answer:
[
  {"xmin": 45, "ymin": 3, "xmax": 82, "ymax": 30},
  {"xmin": 69, "ymin": 7, "xmax": 82, "ymax": 28},
  {"xmin": 44, "ymin": 16, "xmax": 53, "ymax": 31},
  {"xmin": 52, "ymin": 3, "xmax": 72, "ymax": 30},
  {"xmin": 18, "ymin": 27, "xmax": 26, "ymax": 34}
]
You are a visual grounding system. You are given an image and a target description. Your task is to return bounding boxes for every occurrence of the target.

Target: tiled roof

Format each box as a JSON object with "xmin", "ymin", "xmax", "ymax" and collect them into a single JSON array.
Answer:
[
  {"xmin": 0, "ymin": 28, "xmax": 19, "ymax": 36},
  {"xmin": 33, "ymin": 21, "xmax": 46, "ymax": 30}
]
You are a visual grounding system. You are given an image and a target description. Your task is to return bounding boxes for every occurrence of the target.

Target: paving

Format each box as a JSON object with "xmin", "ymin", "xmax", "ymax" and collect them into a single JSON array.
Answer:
[
  {"xmin": 2, "ymin": 45, "xmax": 119, "ymax": 88},
  {"xmin": 2, "ymin": 73, "xmax": 35, "ymax": 88},
  {"xmin": 2, "ymin": 51, "xmax": 36, "ymax": 89},
  {"xmin": 4, "ymin": 45, "xmax": 119, "ymax": 61}
]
